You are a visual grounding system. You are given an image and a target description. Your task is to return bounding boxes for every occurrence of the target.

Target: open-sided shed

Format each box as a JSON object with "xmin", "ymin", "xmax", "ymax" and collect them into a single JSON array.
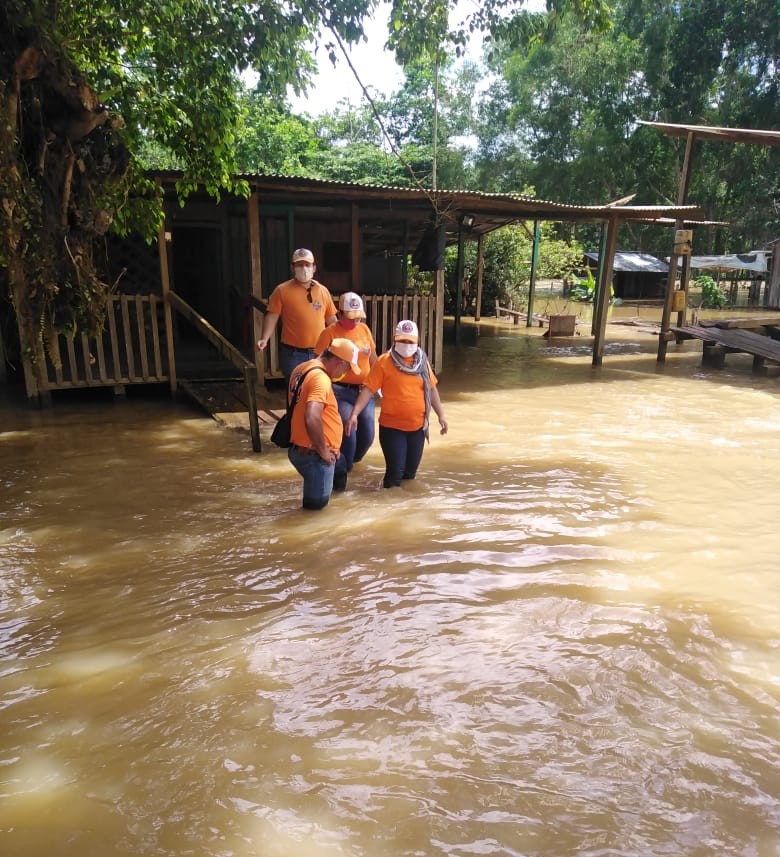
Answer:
[{"xmin": 584, "ymin": 251, "xmax": 668, "ymax": 299}]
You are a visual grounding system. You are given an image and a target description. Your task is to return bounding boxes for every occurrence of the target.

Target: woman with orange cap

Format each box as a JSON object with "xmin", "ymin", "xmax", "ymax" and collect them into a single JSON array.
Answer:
[
  {"xmin": 346, "ymin": 320, "xmax": 447, "ymax": 489},
  {"xmin": 315, "ymin": 292, "xmax": 377, "ymax": 492}
]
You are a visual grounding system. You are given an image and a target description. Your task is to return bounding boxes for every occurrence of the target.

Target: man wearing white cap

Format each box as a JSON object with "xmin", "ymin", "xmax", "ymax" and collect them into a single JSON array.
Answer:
[
  {"xmin": 315, "ymin": 292, "xmax": 377, "ymax": 492},
  {"xmin": 347, "ymin": 320, "xmax": 448, "ymax": 489},
  {"xmin": 256, "ymin": 248, "xmax": 338, "ymax": 383},
  {"xmin": 287, "ymin": 338, "xmax": 362, "ymax": 510}
]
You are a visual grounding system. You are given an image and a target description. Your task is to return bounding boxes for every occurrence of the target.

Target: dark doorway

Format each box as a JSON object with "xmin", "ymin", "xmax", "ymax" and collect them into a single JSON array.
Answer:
[{"xmin": 170, "ymin": 226, "xmax": 223, "ymax": 342}]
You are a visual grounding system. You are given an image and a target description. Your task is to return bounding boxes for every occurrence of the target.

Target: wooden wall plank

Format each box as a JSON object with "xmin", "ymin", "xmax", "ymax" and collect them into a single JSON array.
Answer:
[
  {"xmin": 121, "ymin": 295, "xmax": 136, "ymax": 379},
  {"xmin": 136, "ymin": 295, "xmax": 150, "ymax": 379}
]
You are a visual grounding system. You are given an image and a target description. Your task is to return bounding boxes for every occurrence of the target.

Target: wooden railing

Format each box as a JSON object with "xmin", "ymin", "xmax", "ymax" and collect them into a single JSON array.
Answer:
[
  {"xmin": 364, "ymin": 293, "xmax": 441, "ymax": 369},
  {"xmin": 37, "ymin": 286, "xmax": 441, "ymax": 452},
  {"xmin": 167, "ymin": 291, "xmax": 261, "ymax": 452},
  {"xmin": 254, "ymin": 291, "xmax": 443, "ymax": 379},
  {"xmin": 40, "ymin": 291, "xmax": 261, "ymax": 451},
  {"xmin": 43, "ymin": 294, "xmax": 170, "ymax": 390}
]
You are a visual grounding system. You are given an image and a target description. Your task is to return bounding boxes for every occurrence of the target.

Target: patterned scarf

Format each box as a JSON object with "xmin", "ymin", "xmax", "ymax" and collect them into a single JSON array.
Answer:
[{"xmin": 390, "ymin": 346, "xmax": 431, "ymax": 441}]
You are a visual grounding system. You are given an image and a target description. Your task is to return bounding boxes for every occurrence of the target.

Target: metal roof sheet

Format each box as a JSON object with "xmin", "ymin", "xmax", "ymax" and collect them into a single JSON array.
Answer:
[
  {"xmin": 639, "ymin": 121, "xmax": 780, "ymax": 148},
  {"xmin": 585, "ymin": 251, "xmax": 669, "ymax": 272}
]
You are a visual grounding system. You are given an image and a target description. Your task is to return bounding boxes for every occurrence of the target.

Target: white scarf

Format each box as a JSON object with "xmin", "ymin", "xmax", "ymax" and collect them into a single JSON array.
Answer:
[{"xmin": 390, "ymin": 346, "xmax": 431, "ymax": 441}]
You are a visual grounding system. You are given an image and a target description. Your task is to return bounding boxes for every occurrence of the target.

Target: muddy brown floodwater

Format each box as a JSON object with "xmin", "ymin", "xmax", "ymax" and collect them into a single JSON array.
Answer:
[{"xmin": 2, "ymin": 307, "xmax": 779, "ymax": 857}]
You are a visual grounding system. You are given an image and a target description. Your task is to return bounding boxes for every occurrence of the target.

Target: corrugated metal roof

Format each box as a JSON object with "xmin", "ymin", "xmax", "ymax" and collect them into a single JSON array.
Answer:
[
  {"xmin": 639, "ymin": 121, "xmax": 780, "ymax": 148},
  {"xmin": 585, "ymin": 251, "xmax": 669, "ymax": 272},
  {"xmin": 153, "ymin": 169, "xmax": 704, "ymax": 222},
  {"xmin": 152, "ymin": 169, "xmax": 708, "ymax": 260}
]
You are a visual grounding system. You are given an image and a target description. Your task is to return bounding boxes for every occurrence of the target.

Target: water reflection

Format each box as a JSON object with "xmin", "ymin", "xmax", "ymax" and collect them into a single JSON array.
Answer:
[{"xmin": 1, "ymin": 319, "xmax": 779, "ymax": 857}]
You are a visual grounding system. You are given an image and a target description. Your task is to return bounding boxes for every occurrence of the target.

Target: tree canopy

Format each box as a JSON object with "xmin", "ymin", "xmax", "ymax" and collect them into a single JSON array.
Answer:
[
  {"xmin": 2, "ymin": 0, "xmax": 776, "ymax": 389},
  {"xmin": 474, "ymin": 0, "xmax": 780, "ymax": 251},
  {"xmin": 4, "ymin": 0, "xmax": 610, "ymax": 387}
]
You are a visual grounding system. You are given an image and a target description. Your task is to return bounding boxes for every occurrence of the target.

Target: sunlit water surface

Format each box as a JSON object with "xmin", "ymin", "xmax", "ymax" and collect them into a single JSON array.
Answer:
[{"xmin": 2, "ymin": 320, "xmax": 779, "ymax": 857}]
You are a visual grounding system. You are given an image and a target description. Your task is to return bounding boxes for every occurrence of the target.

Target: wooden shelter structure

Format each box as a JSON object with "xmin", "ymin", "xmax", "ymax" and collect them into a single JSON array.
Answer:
[
  {"xmin": 8, "ymin": 171, "xmax": 706, "ymax": 449},
  {"xmin": 638, "ymin": 121, "xmax": 780, "ymax": 363}
]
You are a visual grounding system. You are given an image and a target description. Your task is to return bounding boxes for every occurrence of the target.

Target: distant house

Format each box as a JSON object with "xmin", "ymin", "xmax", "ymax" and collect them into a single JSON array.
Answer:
[{"xmin": 584, "ymin": 251, "xmax": 668, "ymax": 300}]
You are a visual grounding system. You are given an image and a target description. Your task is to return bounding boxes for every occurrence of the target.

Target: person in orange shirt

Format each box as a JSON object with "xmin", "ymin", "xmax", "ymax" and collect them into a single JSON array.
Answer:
[
  {"xmin": 347, "ymin": 320, "xmax": 447, "ymax": 489},
  {"xmin": 287, "ymin": 338, "xmax": 362, "ymax": 510},
  {"xmin": 256, "ymin": 248, "xmax": 338, "ymax": 383},
  {"xmin": 315, "ymin": 292, "xmax": 377, "ymax": 492}
]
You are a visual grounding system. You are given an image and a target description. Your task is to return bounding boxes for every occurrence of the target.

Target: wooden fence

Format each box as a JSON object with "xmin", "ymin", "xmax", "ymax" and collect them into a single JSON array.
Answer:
[
  {"xmin": 43, "ymin": 294, "xmax": 170, "ymax": 391},
  {"xmin": 38, "ymin": 288, "xmax": 443, "ymax": 394},
  {"xmin": 260, "ymin": 291, "xmax": 443, "ymax": 379}
]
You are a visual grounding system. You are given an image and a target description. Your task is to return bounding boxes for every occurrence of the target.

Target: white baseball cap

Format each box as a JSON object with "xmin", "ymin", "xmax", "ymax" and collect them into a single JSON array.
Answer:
[
  {"xmin": 291, "ymin": 248, "xmax": 315, "ymax": 264},
  {"xmin": 394, "ymin": 319, "xmax": 418, "ymax": 342},
  {"xmin": 339, "ymin": 292, "xmax": 366, "ymax": 319}
]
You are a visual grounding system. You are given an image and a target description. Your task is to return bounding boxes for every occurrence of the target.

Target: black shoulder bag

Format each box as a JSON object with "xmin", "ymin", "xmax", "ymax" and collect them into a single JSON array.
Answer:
[{"xmin": 270, "ymin": 367, "xmax": 321, "ymax": 448}]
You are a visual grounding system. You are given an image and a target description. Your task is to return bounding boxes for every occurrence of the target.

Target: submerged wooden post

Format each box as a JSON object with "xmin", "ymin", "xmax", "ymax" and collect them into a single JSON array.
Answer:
[
  {"xmin": 157, "ymin": 218, "xmax": 177, "ymax": 394},
  {"xmin": 591, "ymin": 225, "xmax": 608, "ymax": 336},
  {"xmin": 592, "ymin": 215, "xmax": 619, "ymax": 366},
  {"xmin": 244, "ymin": 364, "xmax": 261, "ymax": 452},
  {"xmin": 658, "ymin": 130, "xmax": 696, "ymax": 362},
  {"xmin": 474, "ymin": 234, "xmax": 485, "ymax": 323},
  {"xmin": 525, "ymin": 220, "xmax": 541, "ymax": 327}
]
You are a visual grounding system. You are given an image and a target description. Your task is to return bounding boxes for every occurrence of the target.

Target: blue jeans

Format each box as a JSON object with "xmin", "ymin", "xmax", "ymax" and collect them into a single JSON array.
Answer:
[
  {"xmin": 378, "ymin": 425, "xmax": 426, "ymax": 488},
  {"xmin": 280, "ymin": 344, "xmax": 315, "ymax": 385},
  {"xmin": 288, "ymin": 446, "xmax": 334, "ymax": 510},
  {"xmin": 333, "ymin": 383, "xmax": 376, "ymax": 474}
]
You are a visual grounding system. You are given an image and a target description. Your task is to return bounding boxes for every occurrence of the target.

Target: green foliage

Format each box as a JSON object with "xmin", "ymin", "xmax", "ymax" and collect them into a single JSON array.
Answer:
[
  {"xmin": 696, "ymin": 275, "xmax": 728, "ymax": 309},
  {"xmin": 569, "ymin": 269, "xmax": 598, "ymax": 302},
  {"xmin": 234, "ymin": 90, "xmax": 323, "ymax": 176},
  {"xmin": 476, "ymin": 0, "xmax": 780, "ymax": 251},
  {"xmin": 438, "ymin": 218, "xmax": 584, "ymax": 314}
]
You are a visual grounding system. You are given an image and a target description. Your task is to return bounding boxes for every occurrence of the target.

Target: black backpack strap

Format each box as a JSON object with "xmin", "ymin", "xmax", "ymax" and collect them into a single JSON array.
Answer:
[{"xmin": 288, "ymin": 366, "xmax": 327, "ymax": 413}]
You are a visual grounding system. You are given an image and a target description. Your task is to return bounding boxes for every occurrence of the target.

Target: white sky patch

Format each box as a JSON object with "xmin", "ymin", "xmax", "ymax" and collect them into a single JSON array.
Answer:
[{"xmin": 288, "ymin": 0, "xmax": 546, "ymax": 116}]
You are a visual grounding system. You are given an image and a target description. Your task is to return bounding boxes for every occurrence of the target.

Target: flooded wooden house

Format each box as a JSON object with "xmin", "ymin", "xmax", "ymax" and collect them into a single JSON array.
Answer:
[{"xmin": 3, "ymin": 171, "xmax": 706, "ymax": 447}]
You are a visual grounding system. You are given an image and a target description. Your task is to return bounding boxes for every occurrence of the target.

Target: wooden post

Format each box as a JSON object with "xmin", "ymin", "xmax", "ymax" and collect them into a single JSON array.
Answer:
[
  {"xmin": 658, "ymin": 130, "xmax": 696, "ymax": 362},
  {"xmin": 591, "ymin": 225, "xmax": 608, "ymax": 335},
  {"xmin": 592, "ymin": 215, "xmax": 619, "ymax": 366},
  {"xmin": 525, "ymin": 220, "xmax": 541, "ymax": 327},
  {"xmin": 351, "ymin": 202, "xmax": 361, "ymax": 291},
  {"xmin": 247, "ymin": 190, "xmax": 264, "ymax": 380},
  {"xmin": 157, "ymin": 218, "xmax": 178, "ymax": 394},
  {"xmin": 474, "ymin": 233, "xmax": 484, "ymax": 323},
  {"xmin": 454, "ymin": 218, "xmax": 466, "ymax": 346},
  {"xmin": 434, "ymin": 268, "xmax": 445, "ymax": 373},
  {"xmin": 244, "ymin": 364, "xmax": 261, "ymax": 452},
  {"xmin": 766, "ymin": 238, "xmax": 780, "ymax": 309}
]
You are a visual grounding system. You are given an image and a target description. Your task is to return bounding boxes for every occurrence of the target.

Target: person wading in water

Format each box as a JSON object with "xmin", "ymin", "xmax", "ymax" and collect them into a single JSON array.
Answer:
[{"xmin": 347, "ymin": 320, "xmax": 448, "ymax": 488}]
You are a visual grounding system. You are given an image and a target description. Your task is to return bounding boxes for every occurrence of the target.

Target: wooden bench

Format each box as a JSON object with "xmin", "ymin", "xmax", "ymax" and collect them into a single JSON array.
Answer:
[
  {"xmin": 495, "ymin": 300, "xmax": 525, "ymax": 324},
  {"xmin": 671, "ymin": 325, "xmax": 780, "ymax": 373}
]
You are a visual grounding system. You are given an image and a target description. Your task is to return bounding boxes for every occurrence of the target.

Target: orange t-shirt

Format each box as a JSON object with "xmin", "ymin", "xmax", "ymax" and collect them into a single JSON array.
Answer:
[
  {"xmin": 288, "ymin": 360, "xmax": 343, "ymax": 450},
  {"xmin": 267, "ymin": 279, "xmax": 337, "ymax": 348},
  {"xmin": 363, "ymin": 352, "xmax": 438, "ymax": 432},
  {"xmin": 315, "ymin": 321, "xmax": 376, "ymax": 385}
]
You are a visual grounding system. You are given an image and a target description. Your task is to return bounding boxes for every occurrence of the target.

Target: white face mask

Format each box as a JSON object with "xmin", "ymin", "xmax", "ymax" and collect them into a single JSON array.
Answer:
[
  {"xmin": 293, "ymin": 265, "xmax": 314, "ymax": 284},
  {"xmin": 394, "ymin": 342, "xmax": 417, "ymax": 358}
]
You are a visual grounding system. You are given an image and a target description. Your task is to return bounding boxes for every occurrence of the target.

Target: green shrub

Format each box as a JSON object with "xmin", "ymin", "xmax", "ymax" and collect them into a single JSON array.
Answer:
[{"xmin": 696, "ymin": 275, "xmax": 728, "ymax": 309}]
